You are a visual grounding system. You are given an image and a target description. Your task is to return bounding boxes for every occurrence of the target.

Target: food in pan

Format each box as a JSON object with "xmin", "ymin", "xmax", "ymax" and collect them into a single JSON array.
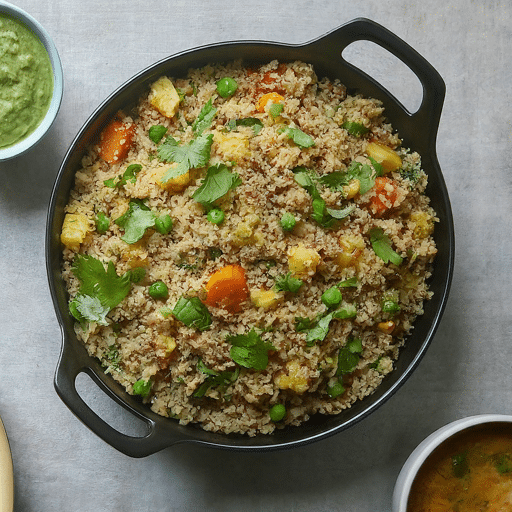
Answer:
[{"xmin": 60, "ymin": 60, "xmax": 437, "ymax": 436}]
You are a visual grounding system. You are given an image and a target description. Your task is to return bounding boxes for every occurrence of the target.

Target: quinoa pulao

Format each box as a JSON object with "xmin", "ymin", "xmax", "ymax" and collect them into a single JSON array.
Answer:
[{"xmin": 60, "ymin": 60, "xmax": 437, "ymax": 436}]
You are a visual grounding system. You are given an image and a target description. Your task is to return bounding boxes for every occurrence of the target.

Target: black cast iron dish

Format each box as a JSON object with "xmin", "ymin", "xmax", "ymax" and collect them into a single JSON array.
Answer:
[{"xmin": 46, "ymin": 18, "xmax": 454, "ymax": 457}]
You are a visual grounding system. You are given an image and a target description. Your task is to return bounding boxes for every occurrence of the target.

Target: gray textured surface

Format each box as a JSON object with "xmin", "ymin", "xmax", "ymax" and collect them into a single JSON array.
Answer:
[{"xmin": 0, "ymin": 0, "xmax": 510, "ymax": 510}]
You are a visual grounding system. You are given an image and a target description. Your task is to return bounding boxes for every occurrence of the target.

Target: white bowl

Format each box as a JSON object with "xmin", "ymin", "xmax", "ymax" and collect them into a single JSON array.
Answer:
[
  {"xmin": 0, "ymin": 1, "xmax": 63, "ymax": 161},
  {"xmin": 392, "ymin": 414, "xmax": 512, "ymax": 511}
]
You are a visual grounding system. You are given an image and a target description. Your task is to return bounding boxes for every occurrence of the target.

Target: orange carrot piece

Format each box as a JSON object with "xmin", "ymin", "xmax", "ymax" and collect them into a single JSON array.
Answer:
[
  {"xmin": 256, "ymin": 92, "xmax": 284, "ymax": 113},
  {"xmin": 98, "ymin": 117, "xmax": 136, "ymax": 164},
  {"xmin": 369, "ymin": 177, "xmax": 398, "ymax": 215},
  {"xmin": 204, "ymin": 264, "xmax": 249, "ymax": 313}
]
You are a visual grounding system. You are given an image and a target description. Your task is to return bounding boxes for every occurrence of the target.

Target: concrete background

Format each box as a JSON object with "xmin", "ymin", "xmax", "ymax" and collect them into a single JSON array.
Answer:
[{"xmin": 0, "ymin": 0, "xmax": 510, "ymax": 510}]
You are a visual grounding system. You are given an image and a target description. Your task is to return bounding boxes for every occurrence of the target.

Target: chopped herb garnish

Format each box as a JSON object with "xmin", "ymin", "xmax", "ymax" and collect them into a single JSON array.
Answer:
[
  {"xmin": 269, "ymin": 102, "xmax": 284, "ymax": 118},
  {"xmin": 133, "ymin": 378, "xmax": 152, "ymax": 398},
  {"xmin": 342, "ymin": 121, "xmax": 369, "ymax": 137},
  {"xmin": 193, "ymin": 358, "xmax": 240, "ymax": 398},
  {"xmin": 227, "ymin": 328, "xmax": 275, "ymax": 370},
  {"xmin": 279, "ymin": 126, "xmax": 315, "ymax": 148},
  {"xmin": 319, "ymin": 159, "xmax": 382, "ymax": 195},
  {"xmin": 400, "ymin": 158, "xmax": 422, "ymax": 185},
  {"xmin": 70, "ymin": 254, "xmax": 132, "ymax": 325},
  {"xmin": 129, "ymin": 266, "xmax": 146, "ymax": 284},
  {"xmin": 148, "ymin": 125, "xmax": 168, "ymax": 144},
  {"xmin": 299, "ymin": 304, "xmax": 357, "ymax": 346},
  {"xmin": 274, "ymin": 272, "xmax": 304, "ymax": 293},
  {"xmin": 172, "ymin": 296, "xmax": 212, "ymax": 331},
  {"xmin": 338, "ymin": 277, "xmax": 358, "ymax": 288},
  {"xmin": 496, "ymin": 453, "xmax": 512, "ymax": 474},
  {"xmin": 192, "ymin": 98, "xmax": 217, "ymax": 135},
  {"xmin": 192, "ymin": 163, "xmax": 242, "ymax": 211},
  {"xmin": 103, "ymin": 344, "xmax": 121, "ymax": 374},
  {"xmin": 104, "ymin": 164, "xmax": 142, "ymax": 189},
  {"xmin": 226, "ymin": 117, "xmax": 264, "ymax": 135},
  {"xmin": 293, "ymin": 169, "xmax": 321, "ymax": 200},
  {"xmin": 452, "ymin": 452, "xmax": 470, "ymax": 478},
  {"xmin": 115, "ymin": 199, "xmax": 156, "ymax": 244},
  {"xmin": 208, "ymin": 247, "xmax": 223, "ymax": 260},
  {"xmin": 157, "ymin": 133, "xmax": 213, "ymax": 182},
  {"xmin": 369, "ymin": 227, "xmax": 403, "ymax": 266}
]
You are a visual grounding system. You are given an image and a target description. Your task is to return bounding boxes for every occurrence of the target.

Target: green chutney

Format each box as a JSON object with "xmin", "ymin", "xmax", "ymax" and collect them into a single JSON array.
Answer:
[{"xmin": 0, "ymin": 14, "xmax": 54, "ymax": 149}]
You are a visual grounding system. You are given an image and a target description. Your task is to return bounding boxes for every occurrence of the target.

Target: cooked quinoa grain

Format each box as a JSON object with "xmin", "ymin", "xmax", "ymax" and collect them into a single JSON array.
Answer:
[{"xmin": 61, "ymin": 60, "xmax": 437, "ymax": 436}]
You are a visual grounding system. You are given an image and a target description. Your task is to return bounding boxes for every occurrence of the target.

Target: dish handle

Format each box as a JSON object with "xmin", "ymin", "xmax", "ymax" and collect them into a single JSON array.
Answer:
[
  {"xmin": 54, "ymin": 337, "xmax": 183, "ymax": 457},
  {"xmin": 307, "ymin": 18, "xmax": 445, "ymax": 149}
]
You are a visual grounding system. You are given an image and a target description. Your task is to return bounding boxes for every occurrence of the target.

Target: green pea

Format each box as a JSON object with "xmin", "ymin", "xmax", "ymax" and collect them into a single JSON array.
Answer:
[
  {"xmin": 133, "ymin": 378, "xmax": 152, "ymax": 398},
  {"xmin": 149, "ymin": 125, "xmax": 167, "ymax": 144},
  {"xmin": 216, "ymin": 77, "xmax": 238, "ymax": 98},
  {"xmin": 280, "ymin": 212, "xmax": 296, "ymax": 232},
  {"xmin": 207, "ymin": 208, "xmax": 225, "ymax": 225},
  {"xmin": 321, "ymin": 287, "xmax": 342, "ymax": 308},
  {"xmin": 95, "ymin": 212, "xmax": 110, "ymax": 234},
  {"xmin": 327, "ymin": 381, "xmax": 345, "ymax": 399},
  {"xmin": 148, "ymin": 281, "xmax": 168, "ymax": 299},
  {"xmin": 155, "ymin": 213, "xmax": 173, "ymax": 234},
  {"xmin": 269, "ymin": 403, "xmax": 286, "ymax": 422}
]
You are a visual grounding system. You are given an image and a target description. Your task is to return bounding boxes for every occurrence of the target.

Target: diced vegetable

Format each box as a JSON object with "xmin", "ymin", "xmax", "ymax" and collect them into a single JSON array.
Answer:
[
  {"xmin": 98, "ymin": 117, "xmax": 136, "ymax": 164},
  {"xmin": 366, "ymin": 142, "xmax": 402, "ymax": 173},
  {"xmin": 204, "ymin": 264, "xmax": 249, "ymax": 313},
  {"xmin": 216, "ymin": 77, "xmax": 238, "ymax": 98},
  {"xmin": 280, "ymin": 212, "xmax": 296, "ymax": 231},
  {"xmin": 148, "ymin": 281, "xmax": 168, "ymax": 299},
  {"xmin": 369, "ymin": 176, "xmax": 399, "ymax": 215},
  {"xmin": 275, "ymin": 360, "xmax": 309, "ymax": 393},
  {"xmin": 95, "ymin": 212, "xmax": 110, "ymax": 234},
  {"xmin": 321, "ymin": 287, "xmax": 342, "ymax": 308},
  {"xmin": 269, "ymin": 404, "xmax": 286, "ymax": 422},
  {"xmin": 206, "ymin": 208, "xmax": 225, "ymax": 225},
  {"xmin": 61, "ymin": 213, "xmax": 90, "ymax": 250},
  {"xmin": 257, "ymin": 92, "xmax": 284, "ymax": 113},
  {"xmin": 250, "ymin": 288, "xmax": 283, "ymax": 309},
  {"xmin": 288, "ymin": 244, "xmax": 321, "ymax": 278},
  {"xmin": 149, "ymin": 77, "xmax": 180, "ymax": 118}
]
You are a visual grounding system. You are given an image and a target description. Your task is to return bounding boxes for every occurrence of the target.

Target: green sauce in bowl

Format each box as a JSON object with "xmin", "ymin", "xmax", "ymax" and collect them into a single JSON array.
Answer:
[{"xmin": 0, "ymin": 13, "xmax": 53, "ymax": 149}]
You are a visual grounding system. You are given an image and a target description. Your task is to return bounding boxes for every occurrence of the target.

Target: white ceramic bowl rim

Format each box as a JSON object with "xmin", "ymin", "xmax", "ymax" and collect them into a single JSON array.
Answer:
[
  {"xmin": 0, "ymin": 0, "xmax": 63, "ymax": 161},
  {"xmin": 392, "ymin": 414, "xmax": 512, "ymax": 512}
]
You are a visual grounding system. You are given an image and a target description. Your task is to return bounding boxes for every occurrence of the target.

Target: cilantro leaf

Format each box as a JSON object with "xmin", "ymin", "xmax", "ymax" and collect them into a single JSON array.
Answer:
[
  {"xmin": 326, "ymin": 204, "xmax": 356, "ymax": 220},
  {"xmin": 115, "ymin": 199, "xmax": 156, "ymax": 244},
  {"xmin": 70, "ymin": 255, "xmax": 132, "ymax": 324},
  {"xmin": 279, "ymin": 127, "xmax": 315, "ymax": 148},
  {"xmin": 301, "ymin": 304, "xmax": 357, "ymax": 346},
  {"xmin": 193, "ymin": 358, "xmax": 240, "ymax": 398},
  {"xmin": 369, "ymin": 227, "xmax": 403, "ymax": 266},
  {"xmin": 269, "ymin": 102, "xmax": 284, "ymax": 118},
  {"xmin": 157, "ymin": 134, "xmax": 213, "ymax": 183},
  {"xmin": 172, "ymin": 296, "xmax": 212, "ymax": 331},
  {"xmin": 274, "ymin": 272, "xmax": 303, "ymax": 293},
  {"xmin": 226, "ymin": 117, "xmax": 264, "ymax": 135},
  {"xmin": 192, "ymin": 98, "xmax": 217, "ymax": 135},
  {"xmin": 338, "ymin": 276, "xmax": 358, "ymax": 288},
  {"xmin": 342, "ymin": 121, "xmax": 369, "ymax": 137},
  {"xmin": 192, "ymin": 164, "xmax": 242, "ymax": 211},
  {"xmin": 319, "ymin": 160, "xmax": 380, "ymax": 195},
  {"xmin": 104, "ymin": 164, "xmax": 142, "ymax": 189},
  {"xmin": 293, "ymin": 169, "xmax": 321, "ymax": 200},
  {"xmin": 227, "ymin": 329, "xmax": 275, "ymax": 370},
  {"xmin": 69, "ymin": 294, "xmax": 110, "ymax": 325}
]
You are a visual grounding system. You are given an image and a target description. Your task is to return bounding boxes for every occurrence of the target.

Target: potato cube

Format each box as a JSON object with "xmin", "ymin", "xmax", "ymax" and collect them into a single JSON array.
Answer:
[
  {"xmin": 287, "ymin": 243, "xmax": 320, "ymax": 277},
  {"xmin": 149, "ymin": 77, "xmax": 180, "ymax": 118},
  {"xmin": 61, "ymin": 213, "xmax": 90, "ymax": 250}
]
